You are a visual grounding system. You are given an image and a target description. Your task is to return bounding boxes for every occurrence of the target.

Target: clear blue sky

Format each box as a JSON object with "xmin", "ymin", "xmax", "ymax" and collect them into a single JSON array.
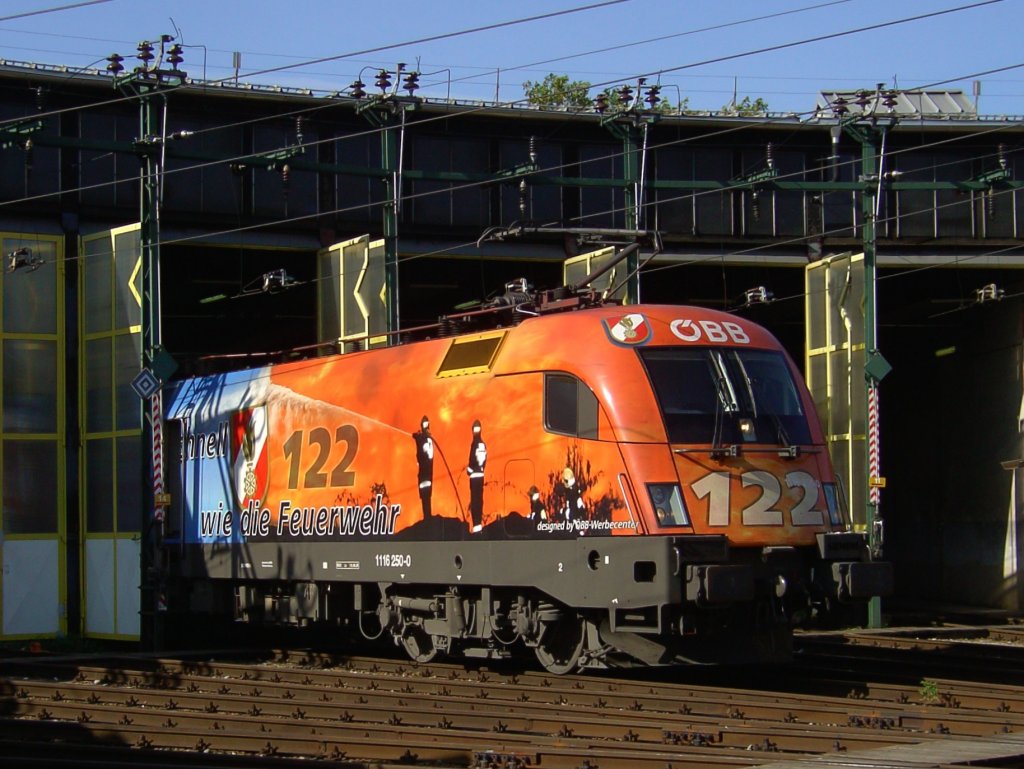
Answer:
[{"xmin": 0, "ymin": 0, "xmax": 1020, "ymax": 115}]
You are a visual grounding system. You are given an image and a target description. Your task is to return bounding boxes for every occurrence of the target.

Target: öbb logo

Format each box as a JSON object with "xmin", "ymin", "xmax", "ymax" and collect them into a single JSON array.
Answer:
[{"xmin": 670, "ymin": 319, "xmax": 750, "ymax": 344}]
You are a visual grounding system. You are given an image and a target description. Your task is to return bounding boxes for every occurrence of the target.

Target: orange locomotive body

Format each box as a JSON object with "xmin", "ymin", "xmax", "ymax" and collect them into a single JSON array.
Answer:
[{"xmin": 164, "ymin": 302, "xmax": 890, "ymax": 671}]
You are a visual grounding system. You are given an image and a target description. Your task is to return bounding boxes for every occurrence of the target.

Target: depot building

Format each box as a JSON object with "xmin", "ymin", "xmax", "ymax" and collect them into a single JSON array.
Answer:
[{"xmin": 0, "ymin": 57, "xmax": 1020, "ymax": 640}]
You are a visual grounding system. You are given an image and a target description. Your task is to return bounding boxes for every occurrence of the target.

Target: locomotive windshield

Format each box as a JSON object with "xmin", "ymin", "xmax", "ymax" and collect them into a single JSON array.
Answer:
[{"xmin": 639, "ymin": 347, "xmax": 812, "ymax": 446}]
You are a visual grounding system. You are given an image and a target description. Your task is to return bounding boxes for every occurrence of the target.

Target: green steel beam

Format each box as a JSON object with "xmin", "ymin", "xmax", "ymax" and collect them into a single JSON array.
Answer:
[{"xmin": 15, "ymin": 129, "xmax": 1023, "ymax": 194}]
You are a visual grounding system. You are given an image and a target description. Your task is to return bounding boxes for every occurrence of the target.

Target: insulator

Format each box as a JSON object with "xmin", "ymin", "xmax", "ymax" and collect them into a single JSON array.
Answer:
[
  {"xmin": 375, "ymin": 69, "xmax": 391, "ymax": 91},
  {"xmin": 593, "ymin": 92, "xmax": 608, "ymax": 114},
  {"xmin": 528, "ymin": 135, "xmax": 537, "ymax": 165},
  {"xmin": 166, "ymin": 43, "xmax": 184, "ymax": 70},
  {"xmin": 854, "ymin": 90, "xmax": 870, "ymax": 110},
  {"xmin": 998, "ymin": 142, "xmax": 1007, "ymax": 170},
  {"xmin": 518, "ymin": 178, "xmax": 528, "ymax": 219},
  {"xmin": 492, "ymin": 279, "xmax": 533, "ymax": 308},
  {"xmin": 617, "ymin": 85, "xmax": 633, "ymax": 105},
  {"xmin": 280, "ymin": 163, "xmax": 290, "ymax": 185},
  {"xmin": 882, "ymin": 90, "xmax": 898, "ymax": 111},
  {"xmin": 751, "ymin": 190, "xmax": 760, "ymax": 222},
  {"xmin": 295, "ymin": 116, "xmax": 304, "ymax": 145},
  {"xmin": 831, "ymin": 96, "xmax": 848, "ymax": 117},
  {"xmin": 644, "ymin": 86, "xmax": 661, "ymax": 108},
  {"xmin": 766, "ymin": 141, "xmax": 774, "ymax": 169},
  {"xmin": 137, "ymin": 41, "xmax": 155, "ymax": 67},
  {"xmin": 106, "ymin": 53, "xmax": 124, "ymax": 75},
  {"xmin": 402, "ymin": 72, "xmax": 419, "ymax": 95},
  {"xmin": 438, "ymin": 316, "xmax": 458, "ymax": 337},
  {"xmin": 349, "ymin": 79, "xmax": 366, "ymax": 99},
  {"xmin": 987, "ymin": 187, "xmax": 996, "ymax": 219}
]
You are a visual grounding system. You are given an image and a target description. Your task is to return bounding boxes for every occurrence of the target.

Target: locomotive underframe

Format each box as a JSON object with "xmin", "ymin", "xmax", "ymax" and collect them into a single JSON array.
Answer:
[{"xmin": 165, "ymin": 532, "xmax": 887, "ymax": 671}]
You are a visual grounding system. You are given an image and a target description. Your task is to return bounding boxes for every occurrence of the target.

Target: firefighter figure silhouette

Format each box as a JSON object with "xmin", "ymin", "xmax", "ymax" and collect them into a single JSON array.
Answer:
[
  {"xmin": 528, "ymin": 485, "xmax": 546, "ymax": 521},
  {"xmin": 561, "ymin": 467, "xmax": 585, "ymax": 522},
  {"xmin": 412, "ymin": 415, "xmax": 433, "ymax": 520},
  {"xmin": 467, "ymin": 419, "xmax": 487, "ymax": 533}
]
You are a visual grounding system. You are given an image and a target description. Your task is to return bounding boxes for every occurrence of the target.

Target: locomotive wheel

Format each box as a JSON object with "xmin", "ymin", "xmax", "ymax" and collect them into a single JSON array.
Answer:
[
  {"xmin": 400, "ymin": 625, "xmax": 438, "ymax": 663},
  {"xmin": 534, "ymin": 615, "xmax": 585, "ymax": 675}
]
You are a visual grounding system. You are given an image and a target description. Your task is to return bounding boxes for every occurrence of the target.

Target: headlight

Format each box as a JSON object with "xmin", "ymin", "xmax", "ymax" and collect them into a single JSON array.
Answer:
[
  {"xmin": 647, "ymin": 483, "xmax": 690, "ymax": 527},
  {"xmin": 738, "ymin": 417, "xmax": 757, "ymax": 442}
]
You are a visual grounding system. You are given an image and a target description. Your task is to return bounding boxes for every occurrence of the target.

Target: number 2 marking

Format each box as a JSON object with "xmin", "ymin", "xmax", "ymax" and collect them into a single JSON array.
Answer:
[
  {"xmin": 741, "ymin": 471, "xmax": 783, "ymax": 525},
  {"xmin": 691, "ymin": 470, "xmax": 823, "ymax": 527},
  {"xmin": 786, "ymin": 471, "xmax": 824, "ymax": 525}
]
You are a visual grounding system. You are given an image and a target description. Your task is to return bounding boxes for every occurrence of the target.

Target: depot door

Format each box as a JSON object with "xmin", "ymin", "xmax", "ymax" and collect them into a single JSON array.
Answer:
[
  {"xmin": 0, "ymin": 233, "xmax": 66, "ymax": 639},
  {"xmin": 805, "ymin": 252, "xmax": 868, "ymax": 529},
  {"xmin": 80, "ymin": 224, "xmax": 143, "ymax": 639},
  {"xmin": 316, "ymin": 234, "xmax": 387, "ymax": 353}
]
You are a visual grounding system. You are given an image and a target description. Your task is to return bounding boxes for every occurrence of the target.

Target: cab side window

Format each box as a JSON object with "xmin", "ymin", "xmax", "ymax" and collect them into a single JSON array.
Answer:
[{"xmin": 544, "ymin": 373, "xmax": 598, "ymax": 439}]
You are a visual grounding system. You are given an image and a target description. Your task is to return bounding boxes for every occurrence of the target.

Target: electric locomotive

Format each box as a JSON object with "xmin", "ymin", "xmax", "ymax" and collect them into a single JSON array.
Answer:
[{"xmin": 162, "ymin": 271, "xmax": 891, "ymax": 673}]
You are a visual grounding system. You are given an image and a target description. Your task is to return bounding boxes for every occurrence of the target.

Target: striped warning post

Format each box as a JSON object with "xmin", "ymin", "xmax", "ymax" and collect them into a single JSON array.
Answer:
[
  {"xmin": 151, "ymin": 389, "xmax": 165, "ymax": 522},
  {"xmin": 868, "ymin": 385, "xmax": 880, "ymax": 504}
]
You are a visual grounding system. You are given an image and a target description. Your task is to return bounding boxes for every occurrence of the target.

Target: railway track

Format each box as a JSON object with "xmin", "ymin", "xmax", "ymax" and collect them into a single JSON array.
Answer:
[
  {"xmin": 2, "ymin": 626, "xmax": 1023, "ymax": 768},
  {"xmin": 790, "ymin": 624, "xmax": 1024, "ymax": 688}
]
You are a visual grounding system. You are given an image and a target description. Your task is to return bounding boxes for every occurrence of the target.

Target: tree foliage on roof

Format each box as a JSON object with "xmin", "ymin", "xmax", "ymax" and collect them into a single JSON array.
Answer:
[
  {"xmin": 523, "ymin": 74, "xmax": 593, "ymax": 110},
  {"xmin": 721, "ymin": 95, "xmax": 770, "ymax": 116},
  {"xmin": 524, "ymin": 73, "xmax": 764, "ymax": 116}
]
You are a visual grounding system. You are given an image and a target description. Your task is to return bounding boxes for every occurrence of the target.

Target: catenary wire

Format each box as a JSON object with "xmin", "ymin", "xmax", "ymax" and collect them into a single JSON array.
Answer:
[
  {"xmin": 0, "ymin": 0, "xmax": 112, "ymax": 23},
  {"xmin": 635, "ymin": 184, "xmax": 1024, "ymax": 315},
  {"xmin": 413, "ymin": 0, "xmax": 854, "ymax": 98},
  {"xmin": 71, "ymin": 127, "xmax": 1024, "ymax": 319},
  {"xmin": 10, "ymin": 96, "xmax": 1020, "ymax": 304},
  {"xmin": 4, "ymin": 89, "xmax": 1019, "ymax": 325},
  {"xmin": 633, "ymin": 0, "xmax": 1004, "ymax": 84},
  {"xmin": 0, "ymin": 16, "xmax": 1019, "ymax": 304},
  {"xmin": 209, "ymin": 0, "xmax": 633, "ymax": 84},
  {"xmin": 0, "ymin": 1, "xmax": 1004, "ymax": 145},
  {"xmin": 141, "ymin": 173, "xmax": 1024, "ymax": 361},
  {"xmin": 153, "ymin": 110, "xmax": 1024, "ymax": 252},
  {"xmin": 143, "ymin": 133, "xmax": 1016, "ymax": 251},
  {"xmin": 151, "ymin": 0, "xmax": 858, "ymax": 143},
  {"xmin": 4, "ymin": 46, "xmax": 1020, "ymax": 226},
  {"xmin": 0, "ymin": 0, "xmax": 634, "ymax": 130},
  {"xmin": 0, "ymin": 0, "xmax": 1011, "ymax": 226}
]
